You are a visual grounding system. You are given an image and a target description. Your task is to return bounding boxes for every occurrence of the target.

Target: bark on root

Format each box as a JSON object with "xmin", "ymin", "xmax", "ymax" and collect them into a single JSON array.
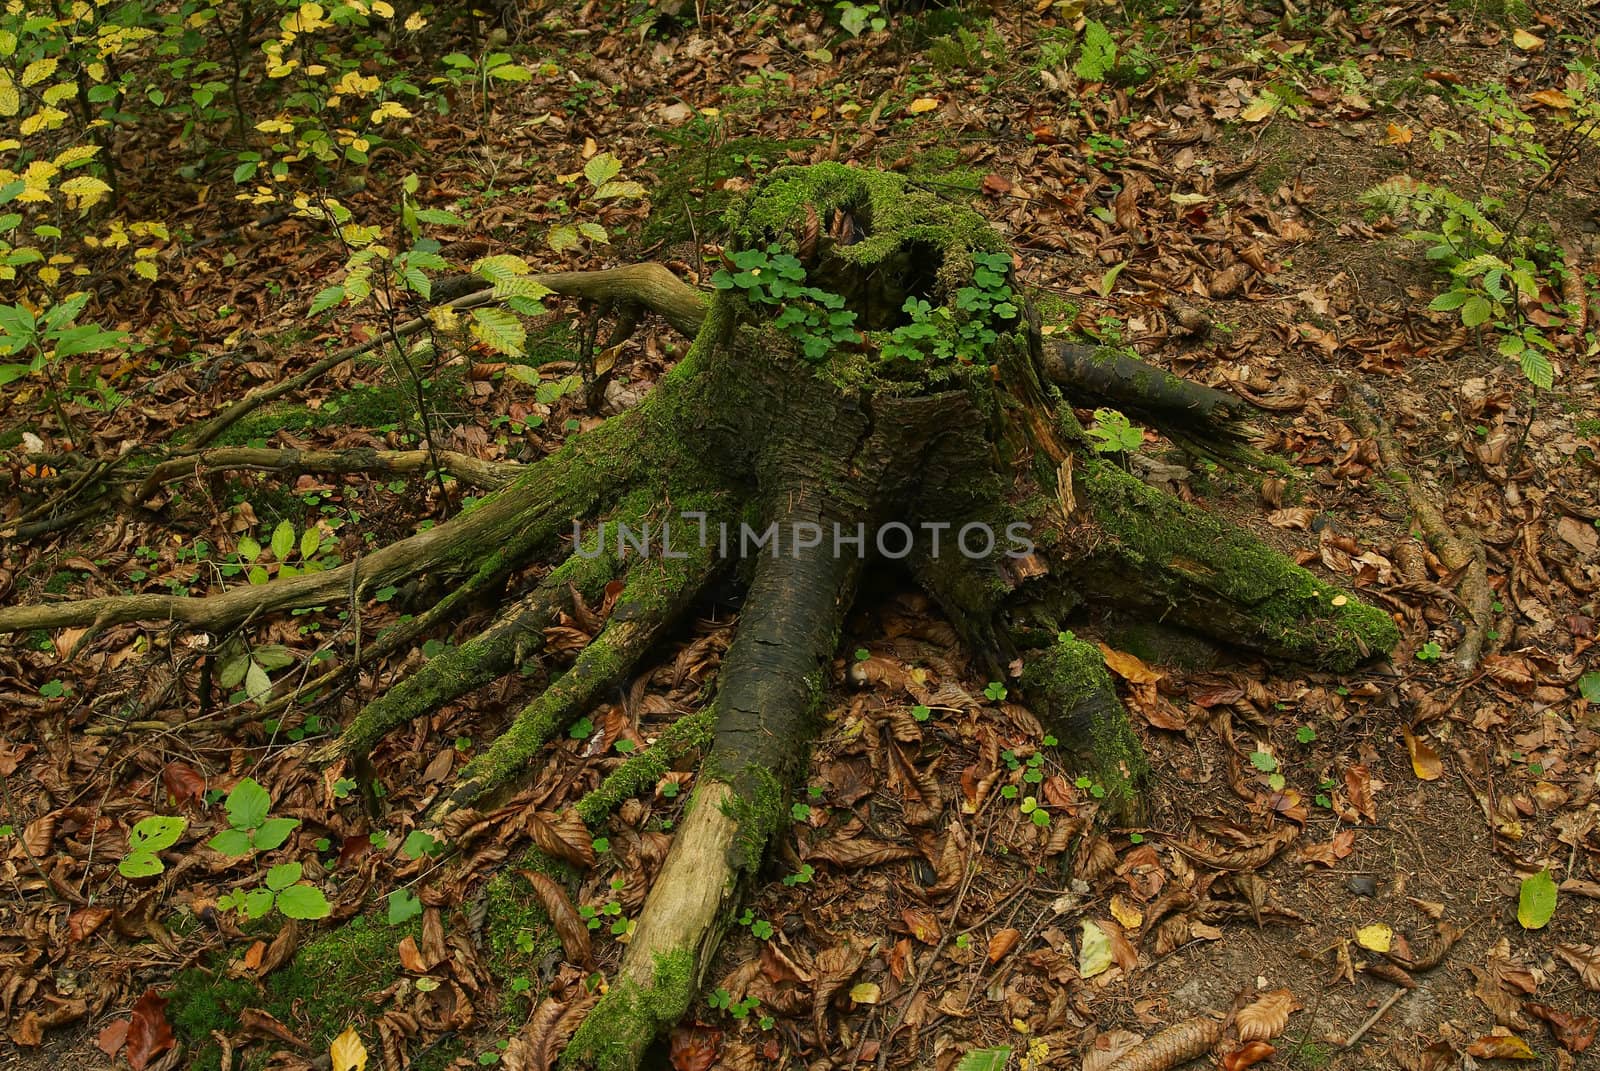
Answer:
[{"xmin": 1348, "ymin": 383, "xmax": 1491, "ymax": 670}]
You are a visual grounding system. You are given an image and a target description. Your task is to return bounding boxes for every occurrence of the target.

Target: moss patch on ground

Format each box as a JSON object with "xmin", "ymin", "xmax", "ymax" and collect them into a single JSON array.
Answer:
[{"xmin": 168, "ymin": 913, "xmax": 416, "ymax": 1070}]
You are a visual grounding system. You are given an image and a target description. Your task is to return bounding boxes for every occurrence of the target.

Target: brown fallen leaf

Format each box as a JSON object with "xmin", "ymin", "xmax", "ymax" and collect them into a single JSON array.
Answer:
[
  {"xmin": 805, "ymin": 836, "xmax": 918, "ymax": 869},
  {"xmin": 1222, "ymin": 1041, "xmax": 1276, "ymax": 1071},
  {"xmin": 96, "ymin": 1019, "xmax": 130, "ymax": 1058},
  {"xmin": 1236, "ymin": 988, "xmax": 1298, "ymax": 1041},
  {"xmin": 1465, "ymin": 1032, "xmax": 1537, "ymax": 1060},
  {"xmin": 126, "ymin": 989, "xmax": 176, "ymax": 1071},
  {"xmin": 503, "ymin": 993, "xmax": 600, "ymax": 1071},
  {"xmin": 519, "ymin": 869, "xmax": 592, "ymax": 967},
  {"xmin": 1403, "ymin": 727, "xmax": 1443, "ymax": 780},
  {"xmin": 1525, "ymin": 1002, "xmax": 1598, "ymax": 1053},
  {"xmin": 1097, "ymin": 643, "xmax": 1163, "ymax": 684},
  {"xmin": 1556, "ymin": 944, "xmax": 1600, "ymax": 991},
  {"xmin": 987, "ymin": 927, "xmax": 1021, "ymax": 963}
]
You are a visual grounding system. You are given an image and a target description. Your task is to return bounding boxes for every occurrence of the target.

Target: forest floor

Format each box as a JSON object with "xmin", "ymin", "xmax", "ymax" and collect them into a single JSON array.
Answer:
[{"xmin": 2, "ymin": 1, "xmax": 1599, "ymax": 1070}]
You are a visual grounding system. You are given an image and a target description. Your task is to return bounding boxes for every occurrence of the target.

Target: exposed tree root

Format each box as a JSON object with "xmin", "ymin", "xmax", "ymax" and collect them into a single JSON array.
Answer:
[
  {"xmin": 1042, "ymin": 340, "xmax": 1267, "ymax": 467},
  {"xmin": 565, "ymin": 489, "xmax": 860, "ymax": 1070},
  {"xmin": 312, "ymin": 562, "xmax": 599, "ymax": 765},
  {"xmin": 135, "ymin": 446, "xmax": 523, "ymax": 501},
  {"xmin": 0, "ymin": 407, "xmax": 646, "ymax": 635},
  {"xmin": 433, "ymin": 541, "xmax": 725, "ymax": 820},
  {"xmin": 1348, "ymin": 383, "xmax": 1491, "ymax": 670},
  {"xmin": 574, "ymin": 706, "xmax": 715, "ymax": 825}
]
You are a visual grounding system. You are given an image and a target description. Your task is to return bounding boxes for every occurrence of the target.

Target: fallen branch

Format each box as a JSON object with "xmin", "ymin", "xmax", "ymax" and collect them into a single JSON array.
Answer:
[
  {"xmin": 188, "ymin": 263, "xmax": 706, "ymax": 452},
  {"xmin": 136, "ymin": 445, "xmax": 523, "ymax": 501}
]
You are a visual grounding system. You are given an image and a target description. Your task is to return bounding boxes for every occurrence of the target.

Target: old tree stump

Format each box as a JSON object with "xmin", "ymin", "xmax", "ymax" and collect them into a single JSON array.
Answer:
[{"xmin": 0, "ymin": 165, "xmax": 1397, "ymax": 1069}]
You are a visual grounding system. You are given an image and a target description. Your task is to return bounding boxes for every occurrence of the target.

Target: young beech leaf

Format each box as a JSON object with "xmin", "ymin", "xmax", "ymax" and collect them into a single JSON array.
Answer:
[
  {"xmin": 388, "ymin": 887, "xmax": 422, "ymax": 925},
  {"xmin": 265, "ymin": 861, "xmax": 303, "ymax": 891},
  {"xmin": 1518, "ymin": 869, "xmax": 1558, "ymax": 929},
  {"xmin": 954, "ymin": 1048, "xmax": 1011, "ymax": 1071},
  {"xmin": 224, "ymin": 777, "xmax": 272, "ymax": 831},
  {"xmin": 276, "ymin": 884, "xmax": 332, "ymax": 919},
  {"xmin": 270, "ymin": 520, "xmax": 295, "ymax": 561},
  {"xmin": 207, "ymin": 828, "xmax": 253, "ymax": 857},
  {"xmin": 252, "ymin": 817, "xmax": 300, "ymax": 852}
]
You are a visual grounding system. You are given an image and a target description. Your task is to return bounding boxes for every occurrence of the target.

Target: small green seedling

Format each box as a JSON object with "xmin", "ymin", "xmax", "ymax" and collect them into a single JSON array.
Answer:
[
  {"xmin": 120, "ymin": 815, "xmax": 187, "ymax": 878},
  {"xmin": 207, "ymin": 777, "xmax": 299, "ymax": 858}
]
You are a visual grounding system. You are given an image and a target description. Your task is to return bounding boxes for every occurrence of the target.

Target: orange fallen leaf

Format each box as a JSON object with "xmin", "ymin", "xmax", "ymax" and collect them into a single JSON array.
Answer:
[
  {"xmin": 1384, "ymin": 122, "xmax": 1413, "ymax": 145},
  {"xmin": 1404, "ymin": 727, "xmax": 1443, "ymax": 781},
  {"xmin": 1096, "ymin": 644, "xmax": 1163, "ymax": 684},
  {"xmin": 1466, "ymin": 1032, "xmax": 1536, "ymax": 1059}
]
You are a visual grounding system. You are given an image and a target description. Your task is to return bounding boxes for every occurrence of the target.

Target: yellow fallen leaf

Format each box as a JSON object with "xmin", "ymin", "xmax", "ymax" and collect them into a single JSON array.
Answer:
[
  {"xmin": 1384, "ymin": 122, "xmax": 1413, "ymax": 146},
  {"xmin": 907, "ymin": 97, "xmax": 940, "ymax": 114},
  {"xmin": 1110, "ymin": 893, "xmax": 1144, "ymax": 930},
  {"xmin": 1240, "ymin": 95, "xmax": 1277, "ymax": 122},
  {"xmin": 1355, "ymin": 923, "xmax": 1393, "ymax": 953},
  {"xmin": 850, "ymin": 981, "xmax": 880, "ymax": 1004},
  {"xmin": 330, "ymin": 1026, "xmax": 367, "ymax": 1071},
  {"xmin": 1512, "ymin": 28, "xmax": 1543, "ymax": 51},
  {"xmin": 1096, "ymin": 643, "xmax": 1163, "ymax": 684},
  {"xmin": 1528, "ymin": 88, "xmax": 1573, "ymax": 110}
]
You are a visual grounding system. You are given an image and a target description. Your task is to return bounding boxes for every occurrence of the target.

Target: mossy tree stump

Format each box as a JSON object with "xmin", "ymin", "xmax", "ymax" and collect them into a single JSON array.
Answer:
[{"xmin": 0, "ymin": 164, "xmax": 1397, "ymax": 1071}]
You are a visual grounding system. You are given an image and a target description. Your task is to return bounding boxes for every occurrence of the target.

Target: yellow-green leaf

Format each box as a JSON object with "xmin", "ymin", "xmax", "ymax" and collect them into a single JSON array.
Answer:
[
  {"xmin": 21, "ymin": 58, "xmax": 58, "ymax": 87},
  {"xmin": 1078, "ymin": 918, "xmax": 1113, "ymax": 978},
  {"xmin": 470, "ymin": 307, "xmax": 526, "ymax": 357},
  {"xmin": 330, "ymin": 1026, "xmax": 368, "ymax": 1071},
  {"xmin": 583, "ymin": 152, "xmax": 622, "ymax": 189},
  {"xmin": 1518, "ymin": 870, "xmax": 1557, "ymax": 929}
]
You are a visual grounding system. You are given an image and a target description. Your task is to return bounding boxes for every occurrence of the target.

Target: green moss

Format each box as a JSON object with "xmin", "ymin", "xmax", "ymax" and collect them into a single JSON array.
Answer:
[
  {"xmin": 1080, "ymin": 459, "xmax": 1400, "ymax": 668},
  {"xmin": 168, "ymin": 913, "xmax": 416, "ymax": 1070},
  {"xmin": 641, "ymin": 134, "xmax": 814, "ymax": 246},
  {"xmin": 1026, "ymin": 286, "xmax": 1079, "ymax": 330},
  {"xmin": 730, "ymin": 162, "xmax": 1003, "ymax": 272},
  {"xmin": 1021, "ymin": 630, "xmax": 1148, "ymax": 815},
  {"xmin": 483, "ymin": 850, "xmax": 575, "ymax": 1001},
  {"xmin": 720, "ymin": 761, "xmax": 788, "ymax": 874},
  {"xmin": 576, "ymin": 706, "xmax": 714, "ymax": 825},
  {"xmin": 560, "ymin": 949, "xmax": 695, "ymax": 1071}
]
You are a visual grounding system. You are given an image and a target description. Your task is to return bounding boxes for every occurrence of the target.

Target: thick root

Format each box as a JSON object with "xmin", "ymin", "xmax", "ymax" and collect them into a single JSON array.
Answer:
[
  {"xmin": 565, "ymin": 490, "xmax": 859, "ymax": 1070},
  {"xmin": 1348, "ymin": 384, "xmax": 1491, "ymax": 670},
  {"xmin": 574, "ymin": 706, "xmax": 714, "ymax": 826},
  {"xmin": 1042, "ymin": 341, "xmax": 1269, "ymax": 467},
  {"xmin": 312, "ymin": 548, "xmax": 617, "ymax": 765},
  {"xmin": 434, "ymin": 543, "xmax": 723, "ymax": 821},
  {"xmin": 1071, "ymin": 458, "xmax": 1400, "ymax": 669},
  {"xmin": 1019, "ymin": 629, "xmax": 1148, "ymax": 817},
  {"xmin": 0, "ymin": 405, "xmax": 647, "ymax": 636}
]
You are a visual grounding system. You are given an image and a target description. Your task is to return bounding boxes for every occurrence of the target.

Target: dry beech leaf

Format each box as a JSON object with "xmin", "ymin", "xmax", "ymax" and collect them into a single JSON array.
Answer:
[
  {"xmin": 1524, "ymin": 1002, "xmax": 1598, "ymax": 1053},
  {"xmin": 503, "ymin": 993, "xmax": 599, "ymax": 1071},
  {"xmin": 125, "ymin": 989, "xmax": 175, "ymax": 1071},
  {"xmin": 1465, "ymin": 1032, "xmax": 1536, "ymax": 1060},
  {"xmin": 1555, "ymin": 944, "xmax": 1600, "ymax": 991},
  {"xmin": 1403, "ymin": 728, "xmax": 1443, "ymax": 781},
  {"xmin": 1097, "ymin": 644, "xmax": 1163, "ymax": 684},
  {"xmin": 519, "ymin": 869, "xmax": 592, "ymax": 966},
  {"xmin": 987, "ymin": 927, "xmax": 1021, "ymax": 964},
  {"xmin": 1222, "ymin": 1041, "xmax": 1276, "ymax": 1071},
  {"xmin": 1236, "ymin": 988, "xmax": 1299, "ymax": 1041}
]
